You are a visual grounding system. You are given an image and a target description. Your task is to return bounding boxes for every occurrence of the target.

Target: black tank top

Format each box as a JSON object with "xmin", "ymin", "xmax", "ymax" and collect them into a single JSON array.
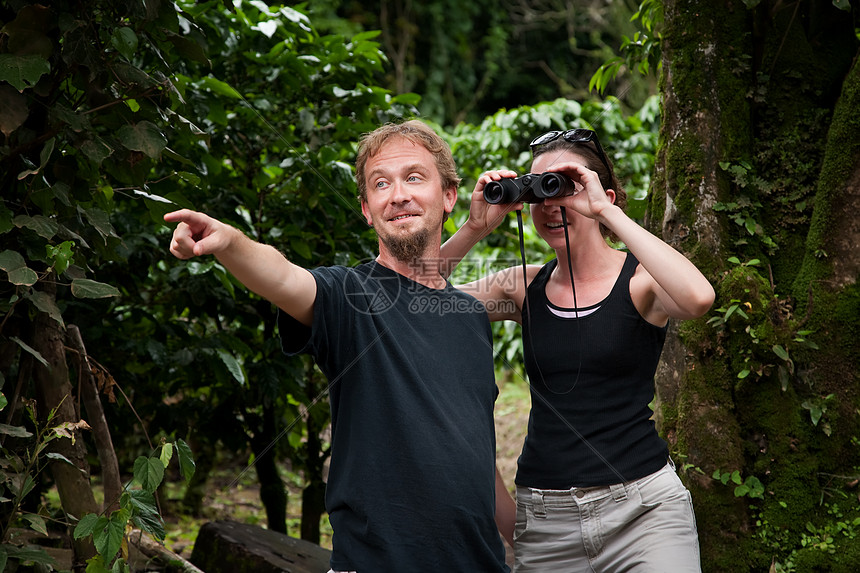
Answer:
[{"xmin": 516, "ymin": 252, "xmax": 669, "ymax": 488}]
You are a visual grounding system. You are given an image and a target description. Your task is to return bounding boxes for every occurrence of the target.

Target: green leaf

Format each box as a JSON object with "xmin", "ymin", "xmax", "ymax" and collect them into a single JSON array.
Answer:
[
  {"xmin": 93, "ymin": 512, "xmax": 126, "ymax": 562},
  {"xmin": 13, "ymin": 214, "xmax": 58, "ymax": 239},
  {"xmin": 200, "ymin": 76, "xmax": 242, "ymax": 99},
  {"xmin": 772, "ymin": 345, "xmax": 789, "ymax": 361},
  {"xmin": 0, "ymin": 249, "xmax": 26, "ymax": 270},
  {"xmin": 12, "ymin": 474, "xmax": 36, "ymax": 499},
  {"xmin": 809, "ymin": 406, "xmax": 823, "ymax": 426},
  {"xmin": 290, "ymin": 238, "xmax": 313, "ymax": 260},
  {"xmin": 724, "ymin": 304, "xmax": 738, "ymax": 320},
  {"xmin": 84, "ymin": 554, "xmax": 112, "ymax": 573},
  {"xmin": 111, "ymin": 27, "xmax": 138, "ymax": 60},
  {"xmin": 46, "ymin": 240, "xmax": 75, "ymax": 275},
  {"xmin": 23, "ymin": 512, "xmax": 49, "ymax": 536},
  {"xmin": 175, "ymin": 439, "xmax": 196, "ymax": 481},
  {"xmin": 10, "ymin": 336, "xmax": 48, "ymax": 368},
  {"xmin": 46, "ymin": 452, "xmax": 79, "ymax": 467},
  {"xmin": 9, "ymin": 264, "xmax": 44, "ymax": 284},
  {"xmin": 80, "ymin": 207, "xmax": 118, "ymax": 242},
  {"xmin": 0, "ymin": 423, "xmax": 33, "ymax": 438},
  {"xmin": 71, "ymin": 278, "xmax": 121, "ymax": 299},
  {"xmin": 0, "ymin": 249, "xmax": 38, "ymax": 286},
  {"xmin": 117, "ymin": 121, "xmax": 167, "ymax": 158},
  {"xmin": 0, "ymin": 84, "xmax": 28, "ymax": 136},
  {"xmin": 160, "ymin": 442, "xmax": 173, "ymax": 467},
  {"xmin": 128, "ymin": 489, "xmax": 165, "ymax": 540},
  {"xmin": 134, "ymin": 456, "xmax": 165, "ymax": 493},
  {"xmin": 0, "ymin": 205, "xmax": 13, "ymax": 233},
  {"xmin": 1, "ymin": 544, "xmax": 57, "ymax": 567},
  {"xmin": 80, "ymin": 138, "xmax": 114, "ymax": 165},
  {"xmin": 0, "ymin": 53, "xmax": 50, "ymax": 91},
  {"xmin": 17, "ymin": 138, "xmax": 55, "ymax": 179},
  {"xmin": 216, "ymin": 349, "xmax": 246, "ymax": 385},
  {"xmin": 26, "ymin": 290, "xmax": 64, "ymax": 327}
]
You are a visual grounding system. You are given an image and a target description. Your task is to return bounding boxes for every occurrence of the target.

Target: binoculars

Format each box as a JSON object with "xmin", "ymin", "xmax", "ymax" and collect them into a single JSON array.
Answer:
[{"xmin": 483, "ymin": 172, "xmax": 575, "ymax": 204}]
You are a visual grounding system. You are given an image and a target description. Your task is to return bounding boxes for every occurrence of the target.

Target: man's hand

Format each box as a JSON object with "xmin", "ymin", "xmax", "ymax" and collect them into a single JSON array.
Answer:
[{"xmin": 164, "ymin": 209, "xmax": 236, "ymax": 259}]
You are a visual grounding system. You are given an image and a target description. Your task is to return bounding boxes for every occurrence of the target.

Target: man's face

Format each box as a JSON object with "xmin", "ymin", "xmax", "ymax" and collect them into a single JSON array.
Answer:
[{"xmin": 360, "ymin": 137, "xmax": 456, "ymax": 263}]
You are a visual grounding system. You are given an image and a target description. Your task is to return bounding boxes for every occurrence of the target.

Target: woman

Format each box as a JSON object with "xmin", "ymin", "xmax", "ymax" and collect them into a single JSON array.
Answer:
[{"xmin": 442, "ymin": 129, "xmax": 714, "ymax": 572}]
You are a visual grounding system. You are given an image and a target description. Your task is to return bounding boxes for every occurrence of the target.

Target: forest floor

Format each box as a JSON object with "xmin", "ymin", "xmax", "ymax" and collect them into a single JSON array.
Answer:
[{"xmin": 160, "ymin": 377, "xmax": 532, "ymax": 560}]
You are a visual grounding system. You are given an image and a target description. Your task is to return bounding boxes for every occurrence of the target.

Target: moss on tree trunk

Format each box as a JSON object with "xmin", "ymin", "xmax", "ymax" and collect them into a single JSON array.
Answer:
[{"xmin": 653, "ymin": 1, "xmax": 860, "ymax": 570}]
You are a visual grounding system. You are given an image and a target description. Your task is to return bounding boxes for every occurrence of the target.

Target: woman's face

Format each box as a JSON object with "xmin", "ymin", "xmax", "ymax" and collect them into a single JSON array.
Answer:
[{"xmin": 529, "ymin": 150, "xmax": 591, "ymax": 248}]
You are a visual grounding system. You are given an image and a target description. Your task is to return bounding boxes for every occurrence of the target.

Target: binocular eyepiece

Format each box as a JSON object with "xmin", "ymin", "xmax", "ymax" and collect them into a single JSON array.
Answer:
[{"xmin": 483, "ymin": 172, "xmax": 575, "ymax": 205}]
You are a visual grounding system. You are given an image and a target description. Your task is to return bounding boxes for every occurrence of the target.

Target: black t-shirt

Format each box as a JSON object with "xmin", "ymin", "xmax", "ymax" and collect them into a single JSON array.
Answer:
[
  {"xmin": 517, "ymin": 253, "xmax": 669, "ymax": 489},
  {"xmin": 279, "ymin": 262, "xmax": 509, "ymax": 572}
]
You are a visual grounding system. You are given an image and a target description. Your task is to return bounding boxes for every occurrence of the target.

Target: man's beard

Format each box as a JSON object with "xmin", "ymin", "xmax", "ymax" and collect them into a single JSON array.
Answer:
[{"xmin": 379, "ymin": 227, "xmax": 431, "ymax": 264}]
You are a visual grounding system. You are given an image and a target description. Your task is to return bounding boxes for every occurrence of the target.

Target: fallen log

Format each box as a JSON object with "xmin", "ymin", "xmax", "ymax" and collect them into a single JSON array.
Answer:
[{"xmin": 189, "ymin": 520, "xmax": 332, "ymax": 573}]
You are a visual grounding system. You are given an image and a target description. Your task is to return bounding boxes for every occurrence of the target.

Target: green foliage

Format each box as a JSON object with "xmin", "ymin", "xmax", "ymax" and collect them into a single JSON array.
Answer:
[
  {"xmin": 707, "ymin": 256, "xmax": 820, "ymax": 400},
  {"xmin": 590, "ymin": 0, "xmax": 663, "ymax": 95},
  {"xmin": 0, "ymin": 396, "xmax": 82, "ymax": 570},
  {"xmin": 712, "ymin": 468, "xmax": 765, "ymax": 499},
  {"xmin": 755, "ymin": 498, "xmax": 860, "ymax": 573},
  {"xmin": 74, "ymin": 439, "xmax": 195, "ymax": 571},
  {"xmin": 0, "ymin": 0, "xmax": 416, "ymax": 545},
  {"xmin": 310, "ymin": 0, "xmax": 653, "ymax": 125}
]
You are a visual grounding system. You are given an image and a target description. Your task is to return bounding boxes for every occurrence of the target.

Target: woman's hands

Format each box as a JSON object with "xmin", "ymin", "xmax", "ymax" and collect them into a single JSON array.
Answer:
[{"xmin": 541, "ymin": 162, "xmax": 617, "ymax": 222}]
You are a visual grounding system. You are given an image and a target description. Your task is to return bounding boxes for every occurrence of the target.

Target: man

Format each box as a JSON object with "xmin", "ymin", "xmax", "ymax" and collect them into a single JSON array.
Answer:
[{"xmin": 165, "ymin": 120, "xmax": 509, "ymax": 572}]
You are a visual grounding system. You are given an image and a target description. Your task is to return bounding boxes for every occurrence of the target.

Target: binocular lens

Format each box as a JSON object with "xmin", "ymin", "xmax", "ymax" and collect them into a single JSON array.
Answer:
[
  {"xmin": 483, "ymin": 172, "xmax": 575, "ymax": 204},
  {"xmin": 483, "ymin": 181, "xmax": 504, "ymax": 204},
  {"xmin": 541, "ymin": 174, "xmax": 562, "ymax": 196},
  {"xmin": 484, "ymin": 178, "xmax": 522, "ymax": 205}
]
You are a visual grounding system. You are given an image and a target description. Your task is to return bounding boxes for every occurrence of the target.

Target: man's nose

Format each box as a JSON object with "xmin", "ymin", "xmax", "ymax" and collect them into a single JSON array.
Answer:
[{"xmin": 389, "ymin": 180, "xmax": 411, "ymax": 203}]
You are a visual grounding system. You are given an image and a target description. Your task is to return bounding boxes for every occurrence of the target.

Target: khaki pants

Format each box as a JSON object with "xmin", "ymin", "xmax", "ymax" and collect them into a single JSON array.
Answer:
[{"xmin": 514, "ymin": 461, "xmax": 701, "ymax": 572}]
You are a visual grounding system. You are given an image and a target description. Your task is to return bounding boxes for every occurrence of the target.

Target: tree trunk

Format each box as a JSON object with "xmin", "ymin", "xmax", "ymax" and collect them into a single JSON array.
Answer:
[
  {"xmin": 30, "ymin": 286, "xmax": 99, "ymax": 567},
  {"xmin": 300, "ymin": 396, "xmax": 326, "ymax": 543},
  {"xmin": 66, "ymin": 324, "xmax": 122, "ymax": 513},
  {"xmin": 655, "ymin": 1, "xmax": 860, "ymax": 571},
  {"xmin": 251, "ymin": 403, "xmax": 287, "ymax": 534}
]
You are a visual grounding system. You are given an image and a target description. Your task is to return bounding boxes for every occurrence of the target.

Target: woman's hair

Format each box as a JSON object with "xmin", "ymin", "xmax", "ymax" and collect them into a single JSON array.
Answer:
[
  {"xmin": 355, "ymin": 120, "xmax": 461, "ymax": 202},
  {"xmin": 533, "ymin": 137, "xmax": 627, "ymax": 241}
]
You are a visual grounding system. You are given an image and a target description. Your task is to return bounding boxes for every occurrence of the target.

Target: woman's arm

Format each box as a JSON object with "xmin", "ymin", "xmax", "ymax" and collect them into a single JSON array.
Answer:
[
  {"xmin": 440, "ymin": 170, "xmax": 520, "ymax": 278},
  {"xmin": 541, "ymin": 161, "xmax": 714, "ymax": 325},
  {"xmin": 600, "ymin": 204, "xmax": 715, "ymax": 323}
]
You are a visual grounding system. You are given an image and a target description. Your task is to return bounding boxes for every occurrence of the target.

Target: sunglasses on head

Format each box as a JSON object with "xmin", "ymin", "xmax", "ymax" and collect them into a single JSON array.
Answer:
[{"xmin": 530, "ymin": 128, "xmax": 612, "ymax": 175}]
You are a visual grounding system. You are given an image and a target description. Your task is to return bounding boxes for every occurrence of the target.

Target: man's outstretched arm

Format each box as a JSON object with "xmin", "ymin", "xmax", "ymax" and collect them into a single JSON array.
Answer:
[{"xmin": 165, "ymin": 209, "xmax": 317, "ymax": 326}]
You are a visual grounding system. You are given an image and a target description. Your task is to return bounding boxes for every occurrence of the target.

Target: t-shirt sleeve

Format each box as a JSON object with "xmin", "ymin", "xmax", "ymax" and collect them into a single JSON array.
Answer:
[
  {"xmin": 276, "ymin": 266, "xmax": 346, "ymax": 358},
  {"xmin": 278, "ymin": 309, "xmax": 312, "ymax": 355}
]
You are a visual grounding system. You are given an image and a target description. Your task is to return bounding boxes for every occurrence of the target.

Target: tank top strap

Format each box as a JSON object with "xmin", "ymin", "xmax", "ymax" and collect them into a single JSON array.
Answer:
[{"xmin": 619, "ymin": 251, "xmax": 639, "ymax": 282}]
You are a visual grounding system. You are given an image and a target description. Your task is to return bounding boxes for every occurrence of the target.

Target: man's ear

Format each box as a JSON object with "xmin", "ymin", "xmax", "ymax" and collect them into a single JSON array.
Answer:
[
  {"xmin": 443, "ymin": 185, "xmax": 457, "ymax": 214},
  {"xmin": 360, "ymin": 200, "xmax": 373, "ymax": 226}
]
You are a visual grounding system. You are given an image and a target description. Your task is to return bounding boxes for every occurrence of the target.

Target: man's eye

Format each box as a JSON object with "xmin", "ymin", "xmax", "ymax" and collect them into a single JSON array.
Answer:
[
  {"xmin": 375, "ymin": 180, "xmax": 388, "ymax": 188},
  {"xmin": 407, "ymin": 175, "xmax": 420, "ymax": 182}
]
